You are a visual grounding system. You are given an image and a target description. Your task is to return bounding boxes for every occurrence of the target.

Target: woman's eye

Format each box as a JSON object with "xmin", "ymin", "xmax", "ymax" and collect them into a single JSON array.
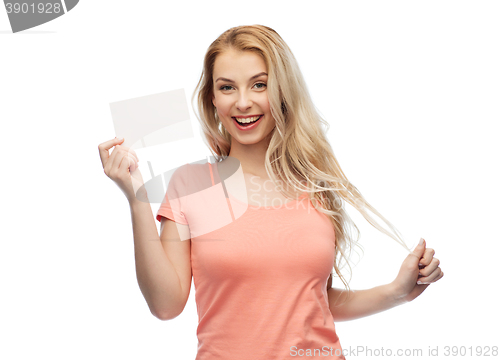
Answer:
[
  {"xmin": 220, "ymin": 85, "xmax": 233, "ymax": 91},
  {"xmin": 254, "ymin": 83, "xmax": 267, "ymax": 89}
]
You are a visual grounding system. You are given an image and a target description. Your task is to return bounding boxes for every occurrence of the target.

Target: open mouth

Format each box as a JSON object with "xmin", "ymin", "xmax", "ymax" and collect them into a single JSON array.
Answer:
[{"xmin": 232, "ymin": 115, "xmax": 262, "ymax": 127}]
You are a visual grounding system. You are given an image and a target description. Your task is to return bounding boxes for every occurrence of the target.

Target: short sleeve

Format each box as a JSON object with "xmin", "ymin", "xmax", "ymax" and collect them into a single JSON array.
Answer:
[{"xmin": 156, "ymin": 165, "xmax": 189, "ymax": 225}]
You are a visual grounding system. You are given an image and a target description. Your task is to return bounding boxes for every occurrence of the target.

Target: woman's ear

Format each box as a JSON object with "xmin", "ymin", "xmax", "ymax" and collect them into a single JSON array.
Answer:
[{"xmin": 212, "ymin": 95, "xmax": 216, "ymax": 108}]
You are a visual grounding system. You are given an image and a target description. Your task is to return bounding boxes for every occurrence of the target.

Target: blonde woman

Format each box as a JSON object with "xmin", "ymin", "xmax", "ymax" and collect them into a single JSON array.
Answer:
[{"xmin": 98, "ymin": 25, "xmax": 444, "ymax": 359}]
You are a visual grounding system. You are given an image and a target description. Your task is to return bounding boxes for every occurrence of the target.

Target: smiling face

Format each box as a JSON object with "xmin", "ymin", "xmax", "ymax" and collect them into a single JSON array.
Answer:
[{"xmin": 212, "ymin": 49, "xmax": 276, "ymax": 147}]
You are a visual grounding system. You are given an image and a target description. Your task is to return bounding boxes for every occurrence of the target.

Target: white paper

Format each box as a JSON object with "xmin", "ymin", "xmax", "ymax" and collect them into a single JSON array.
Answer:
[{"xmin": 109, "ymin": 88, "xmax": 193, "ymax": 150}]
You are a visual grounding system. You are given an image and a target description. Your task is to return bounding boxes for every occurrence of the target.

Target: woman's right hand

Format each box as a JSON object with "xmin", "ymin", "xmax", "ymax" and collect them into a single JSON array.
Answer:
[{"xmin": 98, "ymin": 137, "xmax": 146, "ymax": 203}]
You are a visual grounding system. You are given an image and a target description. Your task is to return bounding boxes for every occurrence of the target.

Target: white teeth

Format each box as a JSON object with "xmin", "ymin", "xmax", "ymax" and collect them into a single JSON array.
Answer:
[{"xmin": 234, "ymin": 115, "xmax": 261, "ymax": 123}]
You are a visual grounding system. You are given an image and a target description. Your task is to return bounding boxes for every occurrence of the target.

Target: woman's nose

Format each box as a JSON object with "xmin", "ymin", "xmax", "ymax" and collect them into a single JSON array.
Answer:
[{"xmin": 236, "ymin": 91, "xmax": 253, "ymax": 111}]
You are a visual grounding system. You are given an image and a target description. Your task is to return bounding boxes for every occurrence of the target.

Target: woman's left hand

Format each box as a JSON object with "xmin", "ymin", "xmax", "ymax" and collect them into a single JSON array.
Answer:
[{"xmin": 390, "ymin": 238, "xmax": 444, "ymax": 303}]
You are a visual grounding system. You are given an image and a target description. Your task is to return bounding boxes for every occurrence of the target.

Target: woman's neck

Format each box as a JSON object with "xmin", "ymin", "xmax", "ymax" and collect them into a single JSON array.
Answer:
[{"xmin": 228, "ymin": 136, "xmax": 271, "ymax": 179}]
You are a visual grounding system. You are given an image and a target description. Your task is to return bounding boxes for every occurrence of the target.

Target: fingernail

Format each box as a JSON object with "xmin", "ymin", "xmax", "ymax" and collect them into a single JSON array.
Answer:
[
  {"xmin": 419, "ymin": 238, "xmax": 424, "ymax": 245},
  {"xmin": 117, "ymin": 137, "xmax": 123, "ymax": 141},
  {"xmin": 417, "ymin": 281, "xmax": 423, "ymax": 285}
]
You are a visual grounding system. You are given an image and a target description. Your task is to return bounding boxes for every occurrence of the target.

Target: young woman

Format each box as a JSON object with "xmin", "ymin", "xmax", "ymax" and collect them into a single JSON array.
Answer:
[{"xmin": 98, "ymin": 25, "xmax": 444, "ymax": 359}]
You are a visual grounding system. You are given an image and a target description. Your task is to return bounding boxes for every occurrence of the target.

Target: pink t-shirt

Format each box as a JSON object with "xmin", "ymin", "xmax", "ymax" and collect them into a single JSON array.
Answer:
[{"xmin": 156, "ymin": 161, "xmax": 345, "ymax": 359}]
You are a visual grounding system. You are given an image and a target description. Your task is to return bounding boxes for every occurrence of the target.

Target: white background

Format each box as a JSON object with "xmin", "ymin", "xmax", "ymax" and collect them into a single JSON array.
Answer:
[{"xmin": 1, "ymin": 1, "xmax": 499, "ymax": 359}]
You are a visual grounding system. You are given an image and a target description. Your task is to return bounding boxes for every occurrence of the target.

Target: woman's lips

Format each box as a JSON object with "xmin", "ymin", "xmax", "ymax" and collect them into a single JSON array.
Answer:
[
  {"xmin": 232, "ymin": 115, "xmax": 263, "ymax": 130},
  {"xmin": 232, "ymin": 115, "xmax": 262, "ymax": 123}
]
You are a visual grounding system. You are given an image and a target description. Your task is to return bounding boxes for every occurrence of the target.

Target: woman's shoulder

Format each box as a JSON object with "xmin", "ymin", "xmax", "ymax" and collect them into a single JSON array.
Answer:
[
  {"xmin": 166, "ymin": 161, "xmax": 213, "ymax": 196},
  {"xmin": 169, "ymin": 161, "xmax": 210, "ymax": 179}
]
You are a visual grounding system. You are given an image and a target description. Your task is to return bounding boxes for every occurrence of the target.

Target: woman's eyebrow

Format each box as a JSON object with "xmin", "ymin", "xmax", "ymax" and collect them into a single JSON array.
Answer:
[{"xmin": 215, "ymin": 72, "xmax": 268, "ymax": 83}]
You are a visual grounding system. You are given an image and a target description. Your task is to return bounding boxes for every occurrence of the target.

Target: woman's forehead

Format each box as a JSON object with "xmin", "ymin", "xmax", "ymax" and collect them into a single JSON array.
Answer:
[{"xmin": 213, "ymin": 50, "xmax": 267, "ymax": 79}]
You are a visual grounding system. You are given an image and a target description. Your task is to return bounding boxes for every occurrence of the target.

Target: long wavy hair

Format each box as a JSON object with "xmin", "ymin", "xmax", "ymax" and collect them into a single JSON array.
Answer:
[{"xmin": 192, "ymin": 24, "xmax": 411, "ymax": 295}]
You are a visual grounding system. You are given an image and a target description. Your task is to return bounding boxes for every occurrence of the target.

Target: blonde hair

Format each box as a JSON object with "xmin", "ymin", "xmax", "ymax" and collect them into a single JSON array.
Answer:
[{"xmin": 192, "ymin": 24, "xmax": 411, "ymax": 294}]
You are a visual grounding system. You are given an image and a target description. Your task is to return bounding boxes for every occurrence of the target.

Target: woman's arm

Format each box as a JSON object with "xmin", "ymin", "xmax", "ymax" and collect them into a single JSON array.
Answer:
[
  {"xmin": 98, "ymin": 137, "xmax": 191, "ymax": 320},
  {"xmin": 130, "ymin": 199, "xmax": 192, "ymax": 320},
  {"xmin": 327, "ymin": 283, "xmax": 402, "ymax": 322},
  {"xmin": 328, "ymin": 238, "xmax": 444, "ymax": 322}
]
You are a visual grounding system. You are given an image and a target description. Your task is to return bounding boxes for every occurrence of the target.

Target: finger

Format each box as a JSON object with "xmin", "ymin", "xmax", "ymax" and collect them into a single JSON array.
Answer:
[
  {"xmin": 127, "ymin": 154, "xmax": 139, "ymax": 173},
  {"xmin": 98, "ymin": 137, "xmax": 124, "ymax": 167},
  {"xmin": 419, "ymin": 257, "xmax": 440, "ymax": 277},
  {"xmin": 418, "ymin": 268, "xmax": 443, "ymax": 284},
  {"xmin": 119, "ymin": 154, "xmax": 138, "ymax": 173},
  {"xmin": 408, "ymin": 238, "xmax": 426, "ymax": 261},
  {"xmin": 103, "ymin": 144, "xmax": 121, "ymax": 176},
  {"xmin": 115, "ymin": 143, "xmax": 139, "ymax": 164},
  {"xmin": 114, "ymin": 148, "xmax": 138, "ymax": 175},
  {"xmin": 432, "ymin": 271, "xmax": 445, "ymax": 282},
  {"xmin": 109, "ymin": 146, "xmax": 126, "ymax": 176},
  {"xmin": 418, "ymin": 247, "xmax": 435, "ymax": 267},
  {"xmin": 437, "ymin": 271, "xmax": 444, "ymax": 281},
  {"xmin": 127, "ymin": 148, "xmax": 139, "ymax": 163},
  {"xmin": 117, "ymin": 154, "xmax": 133, "ymax": 179}
]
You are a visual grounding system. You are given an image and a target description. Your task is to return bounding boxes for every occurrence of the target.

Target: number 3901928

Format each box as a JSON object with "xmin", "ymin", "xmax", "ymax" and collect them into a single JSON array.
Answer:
[
  {"xmin": 444, "ymin": 346, "xmax": 498, "ymax": 356},
  {"xmin": 5, "ymin": 2, "xmax": 62, "ymax": 14}
]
